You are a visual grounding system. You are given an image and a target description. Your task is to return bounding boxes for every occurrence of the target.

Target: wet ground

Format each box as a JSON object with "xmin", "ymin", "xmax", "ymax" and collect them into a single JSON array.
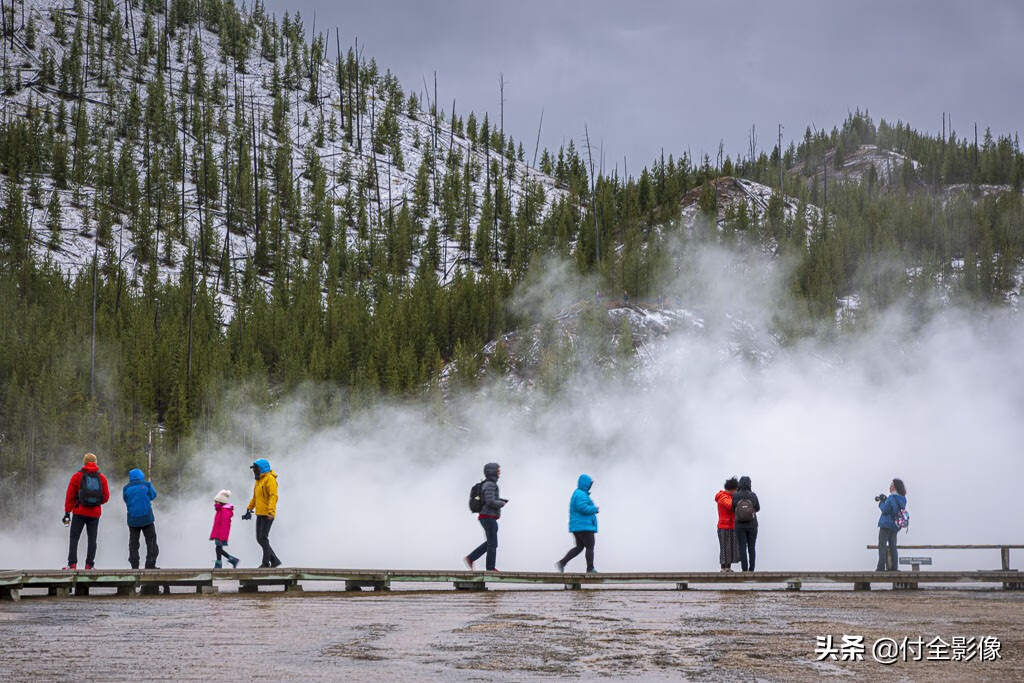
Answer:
[{"xmin": 1, "ymin": 587, "xmax": 1022, "ymax": 681}]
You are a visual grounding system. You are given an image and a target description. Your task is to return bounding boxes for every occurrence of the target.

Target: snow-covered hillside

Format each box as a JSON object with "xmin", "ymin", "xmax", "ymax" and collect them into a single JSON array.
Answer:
[
  {"xmin": 800, "ymin": 144, "xmax": 919, "ymax": 187},
  {"xmin": 678, "ymin": 176, "xmax": 821, "ymax": 251},
  {"xmin": 439, "ymin": 299, "xmax": 779, "ymax": 399},
  {"xmin": 6, "ymin": 0, "xmax": 566, "ymax": 312}
]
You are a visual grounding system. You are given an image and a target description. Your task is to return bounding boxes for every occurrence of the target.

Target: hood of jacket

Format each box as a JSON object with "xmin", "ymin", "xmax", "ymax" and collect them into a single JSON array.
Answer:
[
  {"xmin": 81, "ymin": 462, "xmax": 100, "ymax": 474},
  {"xmin": 483, "ymin": 462, "xmax": 500, "ymax": 482},
  {"xmin": 738, "ymin": 476, "xmax": 752, "ymax": 491},
  {"xmin": 128, "ymin": 468, "xmax": 146, "ymax": 483},
  {"xmin": 253, "ymin": 458, "xmax": 272, "ymax": 474},
  {"xmin": 577, "ymin": 474, "xmax": 593, "ymax": 492}
]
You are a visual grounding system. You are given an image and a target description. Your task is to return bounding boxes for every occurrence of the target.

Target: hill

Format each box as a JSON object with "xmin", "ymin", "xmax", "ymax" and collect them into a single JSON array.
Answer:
[{"xmin": 3, "ymin": 0, "xmax": 568, "ymax": 313}]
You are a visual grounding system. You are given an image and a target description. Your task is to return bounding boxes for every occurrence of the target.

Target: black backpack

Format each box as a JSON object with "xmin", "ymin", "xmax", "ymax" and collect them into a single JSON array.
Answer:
[
  {"xmin": 468, "ymin": 480, "xmax": 486, "ymax": 513},
  {"xmin": 78, "ymin": 470, "xmax": 104, "ymax": 507},
  {"xmin": 735, "ymin": 497, "xmax": 755, "ymax": 523}
]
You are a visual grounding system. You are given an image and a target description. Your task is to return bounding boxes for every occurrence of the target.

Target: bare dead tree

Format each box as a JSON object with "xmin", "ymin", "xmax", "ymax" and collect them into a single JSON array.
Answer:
[
  {"xmin": 532, "ymin": 108, "xmax": 544, "ymax": 168},
  {"xmin": 778, "ymin": 124, "xmax": 784, "ymax": 193},
  {"xmin": 584, "ymin": 125, "xmax": 599, "ymax": 269},
  {"xmin": 496, "ymin": 73, "xmax": 505, "ymax": 264},
  {"xmin": 335, "ymin": 28, "xmax": 344, "ymax": 133},
  {"xmin": 89, "ymin": 232, "xmax": 98, "ymax": 401},
  {"xmin": 250, "ymin": 87, "xmax": 260, "ymax": 250},
  {"xmin": 748, "ymin": 123, "xmax": 757, "ymax": 168},
  {"xmin": 124, "ymin": 0, "xmax": 137, "ymax": 55}
]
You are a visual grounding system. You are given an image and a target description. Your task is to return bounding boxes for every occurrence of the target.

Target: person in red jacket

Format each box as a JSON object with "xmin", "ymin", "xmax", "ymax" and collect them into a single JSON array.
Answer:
[
  {"xmin": 715, "ymin": 477, "xmax": 740, "ymax": 572},
  {"xmin": 63, "ymin": 453, "xmax": 110, "ymax": 570}
]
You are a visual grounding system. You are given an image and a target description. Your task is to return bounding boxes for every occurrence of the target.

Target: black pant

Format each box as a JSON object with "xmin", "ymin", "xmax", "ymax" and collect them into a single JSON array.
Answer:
[
  {"xmin": 736, "ymin": 526, "xmax": 758, "ymax": 571},
  {"xmin": 128, "ymin": 523, "xmax": 159, "ymax": 569},
  {"xmin": 559, "ymin": 531, "xmax": 596, "ymax": 571},
  {"xmin": 215, "ymin": 542, "xmax": 238, "ymax": 563},
  {"xmin": 68, "ymin": 515, "xmax": 99, "ymax": 567},
  {"xmin": 468, "ymin": 518, "xmax": 499, "ymax": 570},
  {"xmin": 877, "ymin": 527, "xmax": 899, "ymax": 571},
  {"xmin": 256, "ymin": 515, "xmax": 281, "ymax": 567}
]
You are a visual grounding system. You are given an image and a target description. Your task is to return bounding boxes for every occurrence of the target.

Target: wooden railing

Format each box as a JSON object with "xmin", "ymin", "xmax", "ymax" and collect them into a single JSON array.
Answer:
[{"xmin": 865, "ymin": 545, "xmax": 1023, "ymax": 570}]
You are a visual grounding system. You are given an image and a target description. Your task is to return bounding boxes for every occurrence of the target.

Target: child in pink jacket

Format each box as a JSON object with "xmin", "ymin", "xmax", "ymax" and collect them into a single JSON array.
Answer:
[{"xmin": 211, "ymin": 490, "xmax": 240, "ymax": 569}]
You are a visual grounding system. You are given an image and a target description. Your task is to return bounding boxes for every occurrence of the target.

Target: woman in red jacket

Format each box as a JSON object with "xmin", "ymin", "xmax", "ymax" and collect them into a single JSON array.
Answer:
[
  {"xmin": 63, "ymin": 453, "xmax": 110, "ymax": 570},
  {"xmin": 715, "ymin": 477, "xmax": 740, "ymax": 572}
]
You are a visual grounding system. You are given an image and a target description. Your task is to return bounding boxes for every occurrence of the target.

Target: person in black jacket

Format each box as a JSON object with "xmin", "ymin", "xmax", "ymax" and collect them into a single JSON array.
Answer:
[
  {"xmin": 731, "ymin": 475, "xmax": 760, "ymax": 572},
  {"xmin": 464, "ymin": 462, "xmax": 507, "ymax": 571}
]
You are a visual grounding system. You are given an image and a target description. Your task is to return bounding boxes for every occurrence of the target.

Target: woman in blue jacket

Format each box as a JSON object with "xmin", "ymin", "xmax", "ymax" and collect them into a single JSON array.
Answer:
[
  {"xmin": 122, "ymin": 469, "xmax": 159, "ymax": 569},
  {"xmin": 876, "ymin": 478, "xmax": 907, "ymax": 571},
  {"xmin": 555, "ymin": 474, "xmax": 600, "ymax": 573}
]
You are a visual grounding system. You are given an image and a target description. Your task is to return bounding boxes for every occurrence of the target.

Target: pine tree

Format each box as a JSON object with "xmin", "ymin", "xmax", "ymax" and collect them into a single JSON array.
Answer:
[{"xmin": 46, "ymin": 190, "xmax": 63, "ymax": 249}]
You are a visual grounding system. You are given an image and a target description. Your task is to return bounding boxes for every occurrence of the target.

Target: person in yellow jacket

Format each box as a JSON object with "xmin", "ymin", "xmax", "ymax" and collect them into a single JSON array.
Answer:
[{"xmin": 241, "ymin": 458, "xmax": 281, "ymax": 568}]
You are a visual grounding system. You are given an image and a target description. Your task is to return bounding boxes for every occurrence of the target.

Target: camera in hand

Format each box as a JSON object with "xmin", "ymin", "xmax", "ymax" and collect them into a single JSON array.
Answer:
[{"xmin": 874, "ymin": 494, "xmax": 887, "ymax": 503}]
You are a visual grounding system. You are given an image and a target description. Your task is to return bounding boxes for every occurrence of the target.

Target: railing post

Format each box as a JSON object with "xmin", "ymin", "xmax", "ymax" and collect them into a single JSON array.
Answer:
[{"xmin": 1001, "ymin": 546, "xmax": 1010, "ymax": 571}]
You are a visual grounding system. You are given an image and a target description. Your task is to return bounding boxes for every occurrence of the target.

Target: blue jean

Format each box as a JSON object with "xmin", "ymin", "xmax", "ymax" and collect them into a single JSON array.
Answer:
[
  {"xmin": 736, "ymin": 526, "xmax": 758, "ymax": 571},
  {"xmin": 468, "ymin": 518, "xmax": 499, "ymax": 570},
  {"xmin": 877, "ymin": 527, "xmax": 899, "ymax": 571}
]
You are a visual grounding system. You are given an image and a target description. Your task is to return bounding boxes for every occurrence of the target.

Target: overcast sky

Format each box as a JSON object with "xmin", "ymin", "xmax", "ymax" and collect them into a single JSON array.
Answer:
[{"xmin": 262, "ymin": 0, "xmax": 1024, "ymax": 175}]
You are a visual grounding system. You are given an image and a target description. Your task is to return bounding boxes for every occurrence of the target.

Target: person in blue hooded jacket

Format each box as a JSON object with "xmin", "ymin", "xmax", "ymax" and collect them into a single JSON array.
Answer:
[
  {"xmin": 875, "ymin": 478, "xmax": 907, "ymax": 571},
  {"xmin": 122, "ymin": 469, "xmax": 159, "ymax": 569},
  {"xmin": 555, "ymin": 474, "xmax": 600, "ymax": 573}
]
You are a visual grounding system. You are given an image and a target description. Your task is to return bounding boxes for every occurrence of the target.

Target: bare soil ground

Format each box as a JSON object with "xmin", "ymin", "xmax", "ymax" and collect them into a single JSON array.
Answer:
[{"xmin": 1, "ymin": 587, "xmax": 1021, "ymax": 680}]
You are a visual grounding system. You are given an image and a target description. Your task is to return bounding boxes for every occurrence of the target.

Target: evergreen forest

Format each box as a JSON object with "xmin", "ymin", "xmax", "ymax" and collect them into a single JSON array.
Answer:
[{"xmin": 0, "ymin": 0, "xmax": 1022, "ymax": 516}]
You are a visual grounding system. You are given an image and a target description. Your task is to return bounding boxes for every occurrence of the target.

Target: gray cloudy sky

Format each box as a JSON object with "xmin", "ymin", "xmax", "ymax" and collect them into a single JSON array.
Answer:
[{"xmin": 263, "ymin": 0, "xmax": 1024, "ymax": 174}]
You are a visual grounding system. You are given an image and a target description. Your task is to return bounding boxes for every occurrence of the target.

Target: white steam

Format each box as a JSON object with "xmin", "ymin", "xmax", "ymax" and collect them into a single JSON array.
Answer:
[{"xmin": 4, "ymin": 245, "xmax": 1023, "ymax": 574}]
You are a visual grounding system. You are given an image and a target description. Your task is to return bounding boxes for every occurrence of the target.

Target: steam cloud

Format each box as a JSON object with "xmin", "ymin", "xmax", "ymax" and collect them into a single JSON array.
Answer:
[{"xmin": 4, "ymin": 244, "xmax": 1023, "ymax": 575}]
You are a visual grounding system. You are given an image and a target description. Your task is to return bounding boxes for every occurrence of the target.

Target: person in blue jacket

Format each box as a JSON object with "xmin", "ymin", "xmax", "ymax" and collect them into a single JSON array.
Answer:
[
  {"xmin": 122, "ymin": 469, "xmax": 159, "ymax": 569},
  {"xmin": 555, "ymin": 474, "xmax": 600, "ymax": 573},
  {"xmin": 875, "ymin": 478, "xmax": 907, "ymax": 571}
]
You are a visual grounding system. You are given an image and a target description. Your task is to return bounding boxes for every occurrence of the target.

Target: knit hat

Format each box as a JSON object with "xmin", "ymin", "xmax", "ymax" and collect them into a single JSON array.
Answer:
[
  {"xmin": 83, "ymin": 453, "xmax": 97, "ymax": 465},
  {"xmin": 214, "ymin": 489, "xmax": 231, "ymax": 504}
]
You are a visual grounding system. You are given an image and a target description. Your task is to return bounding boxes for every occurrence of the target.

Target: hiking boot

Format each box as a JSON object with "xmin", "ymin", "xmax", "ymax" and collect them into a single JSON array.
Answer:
[
  {"xmin": 270, "ymin": 559, "xmax": 282, "ymax": 568},
  {"xmin": 84, "ymin": 564, "xmax": 94, "ymax": 570},
  {"xmin": 259, "ymin": 563, "xmax": 271, "ymax": 569},
  {"xmin": 586, "ymin": 568, "xmax": 598, "ymax": 574},
  {"xmin": 63, "ymin": 564, "xmax": 76, "ymax": 571},
  {"xmin": 487, "ymin": 568, "xmax": 500, "ymax": 572},
  {"xmin": 555, "ymin": 562, "xmax": 565, "ymax": 573},
  {"xmin": 463, "ymin": 556, "xmax": 474, "ymax": 570},
  {"xmin": 229, "ymin": 557, "xmax": 239, "ymax": 569},
  {"xmin": 214, "ymin": 561, "xmax": 223, "ymax": 569}
]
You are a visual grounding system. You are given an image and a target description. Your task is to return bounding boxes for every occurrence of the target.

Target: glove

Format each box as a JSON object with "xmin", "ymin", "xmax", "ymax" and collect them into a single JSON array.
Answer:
[
  {"xmin": 62, "ymin": 512, "xmax": 71, "ymax": 525},
  {"xmin": 242, "ymin": 510, "xmax": 253, "ymax": 520}
]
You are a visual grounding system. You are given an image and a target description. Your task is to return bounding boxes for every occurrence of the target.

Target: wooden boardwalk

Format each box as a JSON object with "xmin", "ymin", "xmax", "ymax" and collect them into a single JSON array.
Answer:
[{"xmin": 2, "ymin": 568, "xmax": 1023, "ymax": 600}]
